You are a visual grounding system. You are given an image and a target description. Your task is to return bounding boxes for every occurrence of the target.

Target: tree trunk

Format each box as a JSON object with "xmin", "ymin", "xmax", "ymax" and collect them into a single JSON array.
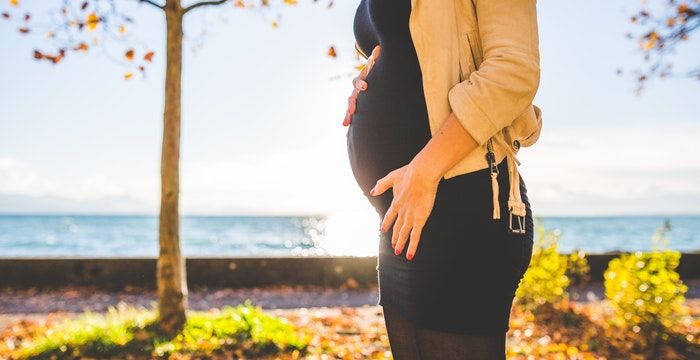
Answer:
[{"xmin": 157, "ymin": 0, "xmax": 187, "ymax": 336}]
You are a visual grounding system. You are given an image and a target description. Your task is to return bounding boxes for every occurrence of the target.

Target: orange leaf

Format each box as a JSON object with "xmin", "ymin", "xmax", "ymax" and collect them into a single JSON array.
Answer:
[
  {"xmin": 18, "ymin": 27, "xmax": 29, "ymax": 34},
  {"xmin": 9, "ymin": 0, "xmax": 19, "ymax": 7},
  {"xmin": 327, "ymin": 46, "xmax": 337, "ymax": 58},
  {"xmin": 144, "ymin": 51, "xmax": 154, "ymax": 62},
  {"xmin": 33, "ymin": 50, "xmax": 43, "ymax": 60},
  {"xmin": 283, "ymin": 0, "xmax": 297, "ymax": 4},
  {"xmin": 75, "ymin": 42, "xmax": 89, "ymax": 51},
  {"xmin": 124, "ymin": 72, "xmax": 133, "ymax": 80},
  {"xmin": 118, "ymin": 24, "xmax": 126, "ymax": 34},
  {"xmin": 86, "ymin": 12, "xmax": 99, "ymax": 31},
  {"xmin": 125, "ymin": 48, "xmax": 135, "ymax": 61}
]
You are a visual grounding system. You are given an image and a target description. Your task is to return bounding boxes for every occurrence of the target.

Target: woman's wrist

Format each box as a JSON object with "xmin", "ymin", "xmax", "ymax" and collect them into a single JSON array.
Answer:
[
  {"xmin": 408, "ymin": 150, "xmax": 444, "ymax": 185},
  {"xmin": 409, "ymin": 112, "xmax": 480, "ymax": 184}
]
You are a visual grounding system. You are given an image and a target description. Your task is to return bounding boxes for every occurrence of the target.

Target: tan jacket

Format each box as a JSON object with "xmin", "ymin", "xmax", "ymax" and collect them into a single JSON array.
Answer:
[{"xmin": 355, "ymin": 0, "xmax": 543, "ymax": 231}]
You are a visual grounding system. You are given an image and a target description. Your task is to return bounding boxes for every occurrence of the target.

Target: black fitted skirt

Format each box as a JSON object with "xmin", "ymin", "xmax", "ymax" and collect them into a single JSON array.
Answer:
[{"xmin": 346, "ymin": 84, "xmax": 534, "ymax": 335}]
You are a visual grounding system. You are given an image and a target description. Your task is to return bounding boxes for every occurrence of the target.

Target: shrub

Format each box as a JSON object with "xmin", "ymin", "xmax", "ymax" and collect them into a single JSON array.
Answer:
[
  {"xmin": 515, "ymin": 219, "xmax": 570, "ymax": 310},
  {"xmin": 13, "ymin": 300, "xmax": 309, "ymax": 359},
  {"xmin": 603, "ymin": 220, "xmax": 689, "ymax": 333},
  {"xmin": 564, "ymin": 249, "xmax": 590, "ymax": 286}
]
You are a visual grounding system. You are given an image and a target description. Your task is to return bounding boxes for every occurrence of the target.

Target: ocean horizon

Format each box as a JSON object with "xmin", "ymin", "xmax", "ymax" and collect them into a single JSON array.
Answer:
[{"xmin": 0, "ymin": 213, "xmax": 698, "ymax": 258}]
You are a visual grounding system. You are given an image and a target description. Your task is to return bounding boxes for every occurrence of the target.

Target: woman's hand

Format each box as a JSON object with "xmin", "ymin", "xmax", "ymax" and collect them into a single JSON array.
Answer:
[
  {"xmin": 369, "ymin": 162, "xmax": 440, "ymax": 261},
  {"xmin": 343, "ymin": 45, "xmax": 381, "ymax": 126}
]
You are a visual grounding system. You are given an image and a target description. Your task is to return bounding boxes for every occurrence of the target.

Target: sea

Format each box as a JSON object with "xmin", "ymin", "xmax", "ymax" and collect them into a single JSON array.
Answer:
[{"xmin": 0, "ymin": 214, "xmax": 698, "ymax": 257}]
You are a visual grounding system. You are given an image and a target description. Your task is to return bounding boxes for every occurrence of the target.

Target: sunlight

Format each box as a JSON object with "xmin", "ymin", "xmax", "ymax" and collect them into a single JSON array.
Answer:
[{"xmin": 319, "ymin": 209, "xmax": 380, "ymax": 257}]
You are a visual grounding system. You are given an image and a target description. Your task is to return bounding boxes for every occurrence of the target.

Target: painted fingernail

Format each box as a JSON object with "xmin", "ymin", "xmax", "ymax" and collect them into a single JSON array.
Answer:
[
  {"xmin": 369, "ymin": 188, "xmax": 375, "ymax": 196},
  {"xmin": 407, "ymin": 253, "xmax": 414, "ymax": 261}
]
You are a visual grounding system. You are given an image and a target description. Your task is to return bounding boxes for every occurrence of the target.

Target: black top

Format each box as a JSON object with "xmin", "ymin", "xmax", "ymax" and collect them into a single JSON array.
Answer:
[{"xmin": 347, "ymin": 0, "xmax": 432, "ymax": 196}]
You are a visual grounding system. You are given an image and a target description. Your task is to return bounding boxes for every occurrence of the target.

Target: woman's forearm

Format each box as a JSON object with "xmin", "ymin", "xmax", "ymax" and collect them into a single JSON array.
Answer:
[{"xmin": 409, "ymin": 112, "xmax": 480, "ymax": 182}]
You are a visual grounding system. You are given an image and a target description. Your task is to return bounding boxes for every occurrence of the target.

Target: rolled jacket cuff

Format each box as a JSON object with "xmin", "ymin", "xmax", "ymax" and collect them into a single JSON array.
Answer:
[{"xmin": 448, "ymin": 82, "xmax": 497, "ymax": 147}]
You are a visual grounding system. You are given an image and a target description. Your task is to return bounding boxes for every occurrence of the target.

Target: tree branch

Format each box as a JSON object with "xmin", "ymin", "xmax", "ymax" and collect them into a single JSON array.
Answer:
[
  {"xmin": 140, "ymin": 0, "xmax": 165, "ymax": 10},
  {"xmin": 183, "ymin": 0, "xmax": 229, "ymax": 14}
]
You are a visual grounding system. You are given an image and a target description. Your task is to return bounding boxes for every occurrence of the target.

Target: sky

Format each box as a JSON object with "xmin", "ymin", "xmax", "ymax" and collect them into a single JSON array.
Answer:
[{"xmin": 1, "ymin": 0, "xmax": 699, "ymax": 217}]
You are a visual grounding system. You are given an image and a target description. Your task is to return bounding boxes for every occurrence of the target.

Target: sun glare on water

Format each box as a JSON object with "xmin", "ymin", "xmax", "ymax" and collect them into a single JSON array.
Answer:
[{"xmin": 319, "ymin": 210, "xmax": 380, "ymax": 257}]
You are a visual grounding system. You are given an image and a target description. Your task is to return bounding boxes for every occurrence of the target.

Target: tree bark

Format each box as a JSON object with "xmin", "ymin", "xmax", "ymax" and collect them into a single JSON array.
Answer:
[{"xmin": 157, "ymin": 0, "xmax": 187, "ymax": 336}]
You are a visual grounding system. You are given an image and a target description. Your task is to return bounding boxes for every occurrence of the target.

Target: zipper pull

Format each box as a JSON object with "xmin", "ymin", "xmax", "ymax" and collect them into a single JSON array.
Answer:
[{"xmin": 486, "ymin": 139, "xmax": 500, "ymax": 219}]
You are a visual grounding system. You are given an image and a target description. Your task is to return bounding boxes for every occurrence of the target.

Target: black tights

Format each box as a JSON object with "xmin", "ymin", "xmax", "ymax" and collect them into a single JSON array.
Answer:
[{"xmin": 382, "ymin": 307, "xmax": 506, "ymax": 360}]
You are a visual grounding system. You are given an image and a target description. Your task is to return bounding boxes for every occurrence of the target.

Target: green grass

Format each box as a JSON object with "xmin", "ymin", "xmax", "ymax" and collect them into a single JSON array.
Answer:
[{"xmin": 14, "ymin": 300, "xmax": 309, "ymax": 359}]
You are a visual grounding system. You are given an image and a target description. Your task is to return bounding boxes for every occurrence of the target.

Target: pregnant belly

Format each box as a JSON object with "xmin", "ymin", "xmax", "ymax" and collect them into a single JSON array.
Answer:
[{"xmin": 345, "ymin": 73, "xmax": 431, "ymax": 195}]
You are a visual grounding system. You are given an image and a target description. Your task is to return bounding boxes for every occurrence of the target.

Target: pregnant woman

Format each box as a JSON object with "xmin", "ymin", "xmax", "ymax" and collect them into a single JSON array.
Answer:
[{"xmin": 344, "ymin": 0, "xmax": 542, "ymax": 359}]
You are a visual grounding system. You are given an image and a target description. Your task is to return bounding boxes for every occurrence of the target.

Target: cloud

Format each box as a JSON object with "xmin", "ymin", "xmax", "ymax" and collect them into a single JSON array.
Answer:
[{"xmin": 0, "ymin": 156, "xmax": 156, "ymax": 213}]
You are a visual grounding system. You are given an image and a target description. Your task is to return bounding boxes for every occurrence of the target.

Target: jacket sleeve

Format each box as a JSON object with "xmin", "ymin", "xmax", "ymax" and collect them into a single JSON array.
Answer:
[{"xmin": 448, "ymin": 0, "xmax": 541, "ymax": 147}]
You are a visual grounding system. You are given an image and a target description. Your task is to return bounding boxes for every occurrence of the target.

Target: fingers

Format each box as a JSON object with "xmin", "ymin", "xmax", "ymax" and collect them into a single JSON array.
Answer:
[
  {"xmin": 347, "ymin": 87, "xmax": 360, "ymax": 115},
  {"xmin": 389, "ymin": 211, "xmax": 424, "ymax": 261},
  {"xmin": 343, "ymin": 109, "xmax": 352, "ymax": 126},
  {"xmin": 344, "ymin": 76, "xmax": 368, "ymax": 125},
  {"xmin": 354, "ymin": 78, "xmax": 367, "ymax": 92},
  {"xmin": 380, "ymin": 200, "xmax": 399, "ymax": 234},
  {"xmin": 405, "ymin": 223, "xmax": 424, "ymax": 261},
  {"xmin": 393, "ymin": 213, "xmax": 411, "ymax": 253},
  {"xmin": 344, "ymin": 46, "xmax": 377, "ymax": 126},
  {"xmin": 370, "ymin": 45, "xmax": 381, "ymax": 61},
  {"xmin": 370, "ymin": 170, "xmax": 395, "ymax": 197},
  {"xmin": 360, "ymin": 45, "xmax": 381, "ymax": 80}
]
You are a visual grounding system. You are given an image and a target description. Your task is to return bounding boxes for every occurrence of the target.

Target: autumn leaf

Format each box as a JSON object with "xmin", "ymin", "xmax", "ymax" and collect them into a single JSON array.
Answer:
[
  {"xmin": 327, "ymin": 46, "xmax": 337, "ymax": 58},
  {"xmin": 86, "ymin": 12, "xmax": 99, "ymax": 31},
  {"xmin": 124, "ymin": 72, "xmax": 133, "ymax": 80},
  {"xmin": 144, "ymin": 51, "xmax": 154, "ymax": 62},
  {"xmin": 234, "ymin": 0, "xmax": 245, "ymax": 8},
  {"xmin": 75, "ymin": 42, "xmax": 89, "ymax": 51},
  {"xmin": 35, "ymin": 49, "xmax": 65, "ymax": 64},
  {"xmin": 9, "ymin": 0, "xmax": 18, "ymax": 7},
  {"xmin": 271, "ymin": 21, "xmax": 278, "ymax": 28},
  {"xmin": 284, "ymin": 0, "xmax": 297, "ymax": 5},
  {"xmin": 18, "ymin": 27, "xmax": 29, "ymax": 34},
  {"xmin": 125, "ymin": 48, "xmax": 135, "ymax": 61},
  {"xmin": 118, "ymin": 24, "xmax": 126, "ymax": 34},
  {"xmin": 641, "ymin": 31, "xmax": 660, "ymax": 51}
]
